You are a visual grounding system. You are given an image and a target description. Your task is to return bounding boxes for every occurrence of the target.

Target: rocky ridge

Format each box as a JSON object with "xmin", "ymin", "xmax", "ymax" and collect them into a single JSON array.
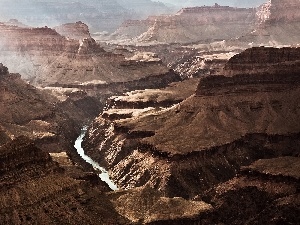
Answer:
[
  {"xmin": 53, "ymin": 21, "xmax": 91, "ymax": 40},
  {"xmin": 0, "ymin": 0, "xmax": 174, "ymax": 33},
  {"xmin": 0, "ymin": 63, "xmax": 105, "ymax": 161}
]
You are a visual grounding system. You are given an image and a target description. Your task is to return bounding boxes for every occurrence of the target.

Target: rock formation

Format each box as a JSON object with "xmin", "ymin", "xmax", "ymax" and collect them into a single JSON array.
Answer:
[
  {"xmin": 222, "ymin": 46, "xmax": 300, "ymax": 76},
  {"xmin": 111, "ymin": 0, "xmax": 300, "ymax": 47},
  {"xmin": 0, "ymin": 22, "xmax": 180, "ymax": 90},
  {"xmin": 0, "ymin": 64, "xmax": 104, "ymax": 158},
  {"xmin": 257, "ymin": 0, "xmax": 300, "ymax": 25},
  {"xmin": 83, "ymin": 47, "xmax": 300, "ymax": 199},
  {"xmin": 54, "ymin": 21, "xmax": 91, "ymax": 40},
  {"xmin": 200, "ymin": 156, "xmax": 300, "ymax": 224},
  {"xmin": 237, "ymin": 0, "xmax": 300, "ymax": 46},
  {"xmin": 0, "ymin": 136, "xmax": 129, "ymax": 224},
  {"xmin": 112, "ymin": 4, "xmax": 257, "ymax": 44}
]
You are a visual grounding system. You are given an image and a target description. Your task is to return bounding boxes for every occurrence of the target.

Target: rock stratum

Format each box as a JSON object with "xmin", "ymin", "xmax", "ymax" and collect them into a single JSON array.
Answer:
[
  {"xmin": 112, "ymin": 4, "xmax": 257, "ymax": 44},
  {"xmin": 111, "ymin": 0, "xmax": 300, "ymax": 46},
  {"xmin": 83, "ymin": 47, "xmax": 300, "ymax": 203},
  {"xmin": 237, "ymin": 0, "xmax": 300, "ymax": 46},
  {"xmin": 0, "ymin": 21, "xmax": 180, "ymax": 91}
]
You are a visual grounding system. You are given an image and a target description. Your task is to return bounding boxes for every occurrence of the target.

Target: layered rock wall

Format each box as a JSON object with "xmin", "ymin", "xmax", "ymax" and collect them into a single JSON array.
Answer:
[
  {"xmin": 113, "ymin": 5, "xmax": 256, "ymax": 43},
  {"xmin": 222, "ymin": 47, "xmax": 300, "ymax": 76},
  {"xmin": 257, "ymin": 0, "xmax": 300, "ymax": 25},
  {"xmin": 83, "ymin": 47, "xmax": 300, "ymax": 198}
]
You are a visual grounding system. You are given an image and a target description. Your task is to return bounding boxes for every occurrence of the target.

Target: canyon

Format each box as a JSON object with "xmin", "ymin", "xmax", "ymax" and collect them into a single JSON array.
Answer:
[
  {"xmin": 0, "ymin": 0, "xmax": 299, "ymax": 224},
  {"xmin": 82, "ymin": 46, "xmax": 300, "ymax": 223}
]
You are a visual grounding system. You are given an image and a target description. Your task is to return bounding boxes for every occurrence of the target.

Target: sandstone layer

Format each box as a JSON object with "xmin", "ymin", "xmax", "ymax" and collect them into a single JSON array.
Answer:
[{"xmin": 83, "ymin": 47, "xmax": 300, "ymax": 199}]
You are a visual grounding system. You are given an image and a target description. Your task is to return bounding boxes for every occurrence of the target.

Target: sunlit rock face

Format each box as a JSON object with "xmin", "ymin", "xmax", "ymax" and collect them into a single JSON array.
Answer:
[
  {"xmin": 235, "ymin": 0, "xmax": 300, "ymax": 46},
  {"xmin": 257, "ymin": 0, "xmax": 300, "ymax": 25}
]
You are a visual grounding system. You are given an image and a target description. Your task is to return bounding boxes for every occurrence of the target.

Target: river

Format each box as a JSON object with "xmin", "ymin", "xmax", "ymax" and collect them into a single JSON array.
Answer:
[{"xmin": 74, "ymin": 128, "xmax": 118, "ymax": 190}]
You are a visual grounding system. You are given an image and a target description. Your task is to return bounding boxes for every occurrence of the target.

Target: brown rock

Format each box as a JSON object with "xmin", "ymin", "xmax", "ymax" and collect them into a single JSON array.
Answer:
[{"xmin": 83, "ymin": 47, "xmax": 300, "ymax": 198}]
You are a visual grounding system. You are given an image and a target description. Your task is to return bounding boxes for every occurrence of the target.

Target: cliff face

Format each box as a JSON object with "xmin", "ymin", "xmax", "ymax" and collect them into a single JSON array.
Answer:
[
  {"xmin": 201, "ymin": 156, "xmax": 300, "ymax": 224},
  {"xmin": 112, "ymin": 5, "xmax": 256, "ymax": 44},
  {"xmin": 222, "ymin": 47, "xmax": 300, "ymax": 76},
  {"xmin": 0, "ymin": 23, "xmax": 68, "ymax": 52},
  {"xmin": 235, "ymin": 0, "xmax": 300, "ymax": 46},
  {"xmin": 111, "ymin": 0, "xmax": 300, "ymax": 46},
  {"xmin": 257, "ymin": 0, "xmax": 300, "ymax": 25},
  {"xmin": 0, "ymin": 65, "xmax": 103, "ymax": 155},
  {"xmin": 83, "ymin": 47, "xmax": 300, "ymax": 198},
  {"xmin": 0, "ymin": 22, "xmax": 178, "ymax": 88},
  {"xmin": 53, "ymin": 21, "xmax": 91, "ymax": 40}
]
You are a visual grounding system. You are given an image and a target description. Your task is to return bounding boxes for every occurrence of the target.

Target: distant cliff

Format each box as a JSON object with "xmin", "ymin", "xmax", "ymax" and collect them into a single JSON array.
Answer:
[{"xmin": 112, "ymin": 4, "xmax": 256, "ymax": 44}]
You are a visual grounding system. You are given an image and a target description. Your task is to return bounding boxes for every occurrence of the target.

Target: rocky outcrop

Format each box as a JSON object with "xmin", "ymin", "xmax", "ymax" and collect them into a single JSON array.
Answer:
[
  {"xmin": 0, "ymin": 63, "xmax": 8, "ymax": 75},
  {"xmin": 83, "ymin": 47, "xmax": 300, "ymax": 199},
  {"xmin": 54, "ymin": 21, "xmax": 91, "ymax": 40},
  {"xmin": 0, "ymin": 0, "xmax": 174, "ymax": 33},
  {"xmin": 111, "ymin": 19, "xmax": 154, "ymax": 40},
  {"xmin": 108, "ymin": 185, "xmax": 213, "ymax": 224},
  {"xmin": 0, "ymin": 65, "xmax": 105, "ymax": 158},
  {"xmin": 0, "ymin": 23, "xmax": 69, "ymax": 52}
]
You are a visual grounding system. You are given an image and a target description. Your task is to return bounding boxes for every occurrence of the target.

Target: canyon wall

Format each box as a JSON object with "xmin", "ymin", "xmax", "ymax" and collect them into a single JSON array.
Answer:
[
  {"xmin": 83, "ymin": 47, "xmax": 300, "ymax": 199},
  {"xmin": 53, "ymin": 21, "xmax": 91, "ymax": 40},
  {"xmin": 222, "ymin": 46, "xmax": 300, "ymax": 76},
  {"xmin": 257, "ymin": 0, "xmax": 300, "ymax": 24},
  {"xmin": 112, "ymin": 0, "xmax": 300, "ymax": 46},
  {"xmin": 236, "ymin": 0, "xmax": 300, "ymax": 46},
  {"xmin": 112, "ymin": 4, "xmax": 256, "ymax": 44},
  {"xmin": 0, "ymin": 22, "xmax": 180, "ymax": 89}
]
